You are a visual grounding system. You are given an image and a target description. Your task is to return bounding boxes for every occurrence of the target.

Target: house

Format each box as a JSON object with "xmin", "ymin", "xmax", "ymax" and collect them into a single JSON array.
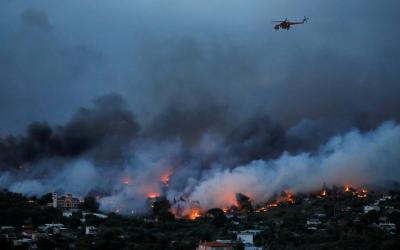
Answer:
[
  {"xmin": 306, "ymin": 218, "xmax": 322, "ymax": 230},
  {"xmin": 380, "ymin": 195, "xmax": 392, "ymax": 201},
  {"xmin": 216, "ymin": 240, "xmax": 233, "ymax": 244},
  {"xmin": 197, "ymin": 241, "xmax": 233, "ymax": 250},
  {"xmin": 38, "ymin": 223, "xmax": 65, "ymax": 233},
  {"xmin": 62, "ymin": 211, "xmax": 74, "ymax": 217},
  {"xmin": 364, "ymin": 205, "xmax": 380, "ymax": 214},
  {"xmin": 1, "ymin": 226, "xmax": 15, "ymax": 231},
  {"xmin": 1, "ymin": 226, "xmax": 16, "ymax": 240},
  {"xmin": 237, "ymin": 230, "xmax": 262, "ymax": 245},
  {"xmin": 378, "ymin": 223, "xmax": 396, "ymax": 233},
  {"xmin": 21, "ymin": 230, "xmax": 47, "ymax": 241},
  {"xmin": 85, "ymin": 226, "xmax": 98, "ymax": 236},
  {"xmin": 13, "ymin": 238, "xmax": 37, "ymax": 249},
  {"xmin": 236, "ymin": 230, "xmax": 263, "ymax": 250},
  {"xmin": 51, "ymin": 193, "xmax": 80, "ymax": 210}
]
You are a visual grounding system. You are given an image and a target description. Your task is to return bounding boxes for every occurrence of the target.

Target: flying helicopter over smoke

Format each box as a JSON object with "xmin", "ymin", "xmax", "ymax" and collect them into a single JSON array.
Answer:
[{"xmin": 273, "ymin": 17, "xmax": 309, "ymax": 30}]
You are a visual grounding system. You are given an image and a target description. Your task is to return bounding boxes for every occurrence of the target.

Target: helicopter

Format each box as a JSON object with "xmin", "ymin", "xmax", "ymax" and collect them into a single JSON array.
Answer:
[{"xmin": 273, "ymin": 17, "xmax": 309, "ymax": 30}]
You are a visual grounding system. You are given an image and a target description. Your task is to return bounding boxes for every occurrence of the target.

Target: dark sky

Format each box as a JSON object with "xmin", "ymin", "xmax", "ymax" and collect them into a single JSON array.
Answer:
[{"xmin": 1, "ymin": 0, "xmax": 400, "ymax": 135}]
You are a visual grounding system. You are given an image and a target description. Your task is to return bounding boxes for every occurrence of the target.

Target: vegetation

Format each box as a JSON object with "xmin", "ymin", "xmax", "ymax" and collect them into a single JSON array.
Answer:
[{"xmin": 0, "ymin": 189, "xmax": 400, "ymax": 249}]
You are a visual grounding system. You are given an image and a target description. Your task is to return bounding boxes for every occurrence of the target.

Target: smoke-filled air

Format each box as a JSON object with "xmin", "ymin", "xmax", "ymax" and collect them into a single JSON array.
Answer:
[{"xmin": 1, "ymin": 0, "xmax": 400, "ymax": 217}]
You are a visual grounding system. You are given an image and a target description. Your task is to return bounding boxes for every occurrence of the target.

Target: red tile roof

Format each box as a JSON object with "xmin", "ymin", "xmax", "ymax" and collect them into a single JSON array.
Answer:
[{"xmin": 201, "ymin": 241, "xmax": 231, "ymax": 247}]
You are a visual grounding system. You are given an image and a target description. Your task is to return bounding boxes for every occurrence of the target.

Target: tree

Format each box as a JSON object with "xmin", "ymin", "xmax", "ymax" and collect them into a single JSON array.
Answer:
[
  {"xmin": 152, "ymin": 197, "xmax": 174, "ymax": 222},
  {"xmin": 236, "ymin": 193, "xmax": 253, "ymax": 212},
  {"xmin": 235, "ymin": 242, "xmax": 245, "ymax": 250},
  {"xmin": 95, "ymin": 228, "xmax": 125, "ymax": 250},
  {"xmin": 206, "ymin": 208, "xmax": 226, "ymax": 227},
  {"xmin": 39, "ymin": 193, "xmax": 53, "ymax": 205},
  {"xmin": 37, "ymin": 238, "xmax": 55, "ymax": 250},
  {"xmin": 80, "ymin": 196, "xmax": 99, "ymax": 212}
]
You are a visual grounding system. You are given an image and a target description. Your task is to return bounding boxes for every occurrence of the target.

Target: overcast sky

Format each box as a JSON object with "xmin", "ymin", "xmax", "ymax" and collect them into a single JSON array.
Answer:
[{"xmin": 1, "ymin": 0, "xmax": 399, "ymax": 135}]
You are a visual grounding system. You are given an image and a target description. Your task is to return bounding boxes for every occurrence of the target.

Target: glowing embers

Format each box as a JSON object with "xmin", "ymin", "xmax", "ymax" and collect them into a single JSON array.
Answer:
[
  {"xmin": 343, "ymin": 185, "xmax": 368, "ymax": 198},
  {"xmin": 161, "ymin": 172, "xmax": 171, "ymax": 186},
  {"xmin": 121, "ymin": 177, "xmax": 133, "ymax": 186},
  {"xmin": 317, "ymin": 185, "xmax": 368, "ymax": 199},
  {"xmin": 356, "ymin": 188, "xmax": 368, "ymax": 198},
  {"xmin": 254, "ymin": 191, "xmax": 296, "ymax": 213}
]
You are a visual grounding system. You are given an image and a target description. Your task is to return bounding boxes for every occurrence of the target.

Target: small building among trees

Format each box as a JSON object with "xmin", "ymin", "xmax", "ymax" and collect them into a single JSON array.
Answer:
[{"xmin": 50, "ymin": 193, "xmax": 80, "ymax": 210}]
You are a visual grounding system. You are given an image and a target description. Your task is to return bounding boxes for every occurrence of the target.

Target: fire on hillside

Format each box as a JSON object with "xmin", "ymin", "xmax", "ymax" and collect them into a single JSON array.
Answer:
[
  {"xmin": 164, "ymin": 185, "xmax": 371, "ymax": 220},
  {"xmin": 115, "ymin": 169, "xmax": 372, "ymax": 220}
]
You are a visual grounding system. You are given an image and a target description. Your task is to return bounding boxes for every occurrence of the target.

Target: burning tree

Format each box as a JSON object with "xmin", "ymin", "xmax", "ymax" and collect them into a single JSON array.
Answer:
[{"xmin": 235, "ymin": 193, "xmax": 253, "ymax": 212}]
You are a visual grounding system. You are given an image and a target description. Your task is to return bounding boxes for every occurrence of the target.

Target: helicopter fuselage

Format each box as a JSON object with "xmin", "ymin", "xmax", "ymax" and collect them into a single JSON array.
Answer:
[{"xmin": 275, "ymin": 22, "xmax": 291, "ymax": 30}]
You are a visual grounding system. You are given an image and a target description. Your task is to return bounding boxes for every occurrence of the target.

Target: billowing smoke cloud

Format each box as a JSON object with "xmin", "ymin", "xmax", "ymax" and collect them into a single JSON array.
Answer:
[
  {"xmin": 188, "ymin": 121, "xmax": 400, "ymax": 209},
  {"xmin": 0, "ymin": 94, "xmax": 139, "ymax": 169},
  {"xmin": 7, "ymin": 160, "xmax": 99, "ymax": 197},
  {"xmin": 1, "ymin": 95, "xmax": 399, "ymax": 214},
  {"xmin": 1, "ymin": 1, "xmax": 400, "ymax": 135}
]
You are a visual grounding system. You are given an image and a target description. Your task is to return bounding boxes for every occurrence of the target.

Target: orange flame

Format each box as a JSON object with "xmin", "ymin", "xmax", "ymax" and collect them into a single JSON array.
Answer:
[
  {"xmin": 147, "ymin": 192, "xmax": 160, "ymax": 199},
  {"xmin": 268, "ymin": 202, "xmax": 279, "ymax": 208},
  {"xmin": 344, "ymin": 185, "xmax": 351, "ymax": 192},
  {"xmin": 189, "ymin": 208, "xmax": 202, "ymax": 220},
  {"xmin": 277, "ymin": 191, "xmax": 295, "ymax": 204},
  {"xmin": 161, "ymin": 173, "xmax": 171, "ymax": 186},
  {"xmin": 321, "ymin": 190, "xmax": 327, "ymax": 196}
]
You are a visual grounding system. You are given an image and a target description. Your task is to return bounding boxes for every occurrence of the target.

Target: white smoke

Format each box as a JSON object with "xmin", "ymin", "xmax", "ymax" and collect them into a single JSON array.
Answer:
[
  {"xmin": 2, "ymin": 160, "xmax": 100, "ymax": 197},
  {"xmin": 188, "ymin": 121, "xmax": 400, "ymax": 208}
]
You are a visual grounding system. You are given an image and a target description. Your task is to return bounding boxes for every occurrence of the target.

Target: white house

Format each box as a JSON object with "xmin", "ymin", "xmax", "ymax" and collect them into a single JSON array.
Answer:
[
  {"xmin": 306, "ymin": 218, "xmax": 322, "ymax": 230},
  {"xmin": 237, "ymin": 230, "xmax": 262, "ymax": 245},
  {"xmin": 38, "ymin": 223, "xmax": 65, "ymax": 232},
  {"xmin": 85, "ymin": 226, "xmax": 98, "ymax": 235},
  {"xmin": 378, "ymin": 223, "xmax": 396, "ymax": 233},
  {"xmin": 364, "ymin": 205, "xmax": 380, "ymax": 214}
]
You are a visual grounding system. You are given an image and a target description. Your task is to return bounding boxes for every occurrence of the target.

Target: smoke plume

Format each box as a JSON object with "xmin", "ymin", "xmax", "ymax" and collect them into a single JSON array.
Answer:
[{"xmin": 1, "ymin": 94, "xmax": 399, "ymax": 214}]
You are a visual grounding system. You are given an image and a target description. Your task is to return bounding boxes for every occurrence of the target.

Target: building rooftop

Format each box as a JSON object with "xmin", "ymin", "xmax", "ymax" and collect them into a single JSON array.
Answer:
[{"xmin": 201, "ymin": 241, "xmax": 232, "ymax": 247}]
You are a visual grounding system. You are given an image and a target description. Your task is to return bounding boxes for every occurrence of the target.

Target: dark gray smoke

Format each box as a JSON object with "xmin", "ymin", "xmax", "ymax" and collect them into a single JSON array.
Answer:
[
  {"xmin": 0, "ymin": 94, "xmax": 139, "ymax": 169},
  {"xmin": 20, "ymin": 8, "xmax": 52, "ymax": 32}
]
